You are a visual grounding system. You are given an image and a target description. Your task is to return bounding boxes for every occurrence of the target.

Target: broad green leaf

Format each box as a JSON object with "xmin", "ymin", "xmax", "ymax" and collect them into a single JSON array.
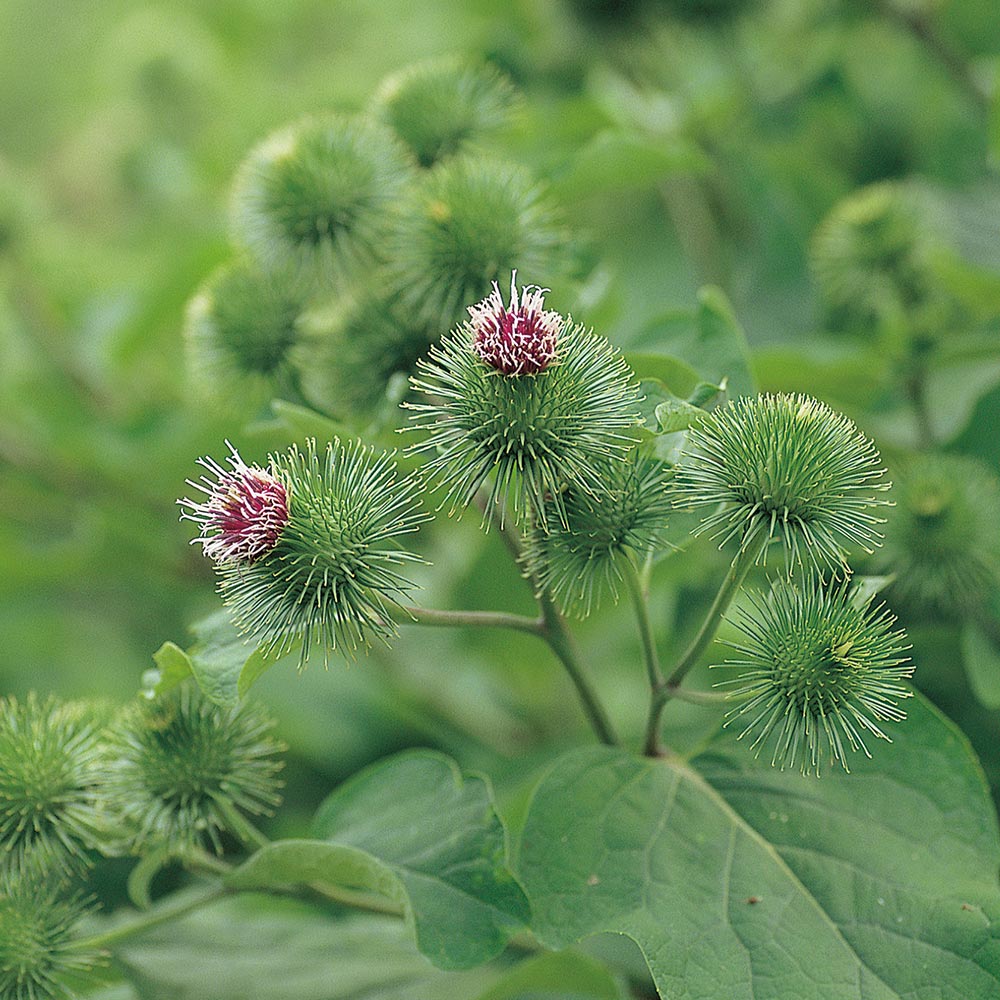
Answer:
[
  {"xmin": 476, "ymin": 950, "xmax": 626, "ymax": 1000},
  {"xmin": 653, "ymin": 397, "xmax": 703, "ymax": 434},
  {"xmin": 114, "ymin": 896, "xmax": 510, "ymax": 1000},
  {"xmin": 184, "ymin": 610, "xmax": 257, "ymax": 707},
  {"xmin": 624, "ymin": 352, "xmax": 702, "ymax": 398},
  {"xmin": 148, "ymin": 642, "xmax": 192, "ymax": 697},
  {"xmin": 227, "ymin": 750, "xmax": 530, "ymax": 970},
  {"xmin": 238, "ymin": 639, "xmax": 299, "ymax": 699},
  {"xmin": 518, "ymin": 695, "xmax": 1000, "ymax": 999},
  {"xmin": 961, "ymin": 621, "xmax": 1000, "ymax": 709},
  {"xmin": 694, "ymin": 287, "xmax": 755, "ymax": 399},
  {"xmin": 553, "ymin": 129, "xmax": 709, "ymax": 199},
  {"xmin": 634, "ymin": 289, "xmax": 755, "ymax": 402}
]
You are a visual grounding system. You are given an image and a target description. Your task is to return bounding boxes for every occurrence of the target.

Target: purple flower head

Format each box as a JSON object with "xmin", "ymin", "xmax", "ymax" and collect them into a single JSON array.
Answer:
[
  {"xmin": 179, "ymin": 443, "xmax": 289, "ymax": 564},
  {"xmin": 469, "ymin": 273, "xmax": 563, "ymax": 375}
]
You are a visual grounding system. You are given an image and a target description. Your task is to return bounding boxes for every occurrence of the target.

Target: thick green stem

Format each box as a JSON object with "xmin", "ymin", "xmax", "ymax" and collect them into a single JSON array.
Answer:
[
  {"xmin": 623, "ymin": 558, "xmax": 665, "ymax": 692},
  {"xmin": 644, "ymin": 539, "xmax": 764, "ymax": 756},
  {"xmin": 403, "ymin": 605, "xmax": 543, "ymax": 636},
  {"xmin": 539, "ymin": 593, "xmax": 620, "ymax": 747},
  {"xmin": 70, "ymin": 885, "xmax": 231, "ymax": 952}
]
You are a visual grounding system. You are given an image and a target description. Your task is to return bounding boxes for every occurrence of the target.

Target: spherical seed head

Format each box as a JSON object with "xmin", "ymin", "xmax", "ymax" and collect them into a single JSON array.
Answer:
[
  {"xmin": 184, "ymin": 259, "xmax": 304, "ymax": 416},
  {"xmin": 874, "ymin": 452, "xmax": 1000, "ymax": 618},
  {"xmin": 214, "ymin": 439, "xmax": 429, "ymax": 661},
  {"xmin": 673, "ymin": 393, "xmax": 890, "ymax": 571},
  {"xmin": 407, "ymin": 306, "xmax": 642, "ymax": 527},
  {"xmin": 527, "ymin": 451, "xmax": 673, "ymax": 616},
  {"xmin": 179, "ymin": 443, "xmax": 289, "ymax": 565},
  {"xmin": 0, "ymin": 695, "xmax": 107, "ymax": 877},
  {"xmin": 388, "ymin": 156, "xmax": 565, "ymax": 329},
  {"xmin": 232, "ymin": 114, "xmax": 414, "ymax": 288},
  {"xmin": 107, "ymin": 684, "xmax": 284, "ymax": 854},
  {"xmin": 373, "ymin": 57, "xmax": 517, "ymax": 168},
  {"xmin": 718, "ymin": 578, "xmax": 913, "ymax": 775},
  {"xmin": 810, "ymin": 181, "xmax": 933, "ymax": 327},
  {"xmin": 470, "ymin": 274, "xmax": 562, "ymax": 375},
  {"xmin": 0, "ymin": 866, "xmax": 99, "ymax": 1000}
]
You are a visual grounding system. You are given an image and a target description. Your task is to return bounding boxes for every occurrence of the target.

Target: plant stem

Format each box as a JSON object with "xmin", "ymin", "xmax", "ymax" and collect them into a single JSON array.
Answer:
[
  {"xmin": 623, "ymin": 558, "xmax": 665, "ymax": 691},
  {"xmin": 70, "ymin": 885, "xmax": 231, "ymax": 952},
  {"xmin": 402, "ymin": 605, "xmax": 543, "ymax": 636},
  {"xmin": 538, "ymin": 592, "xmax": 620, "ymax": 747},
  {"xmin": 643, "ymin": 539, "xmax": 763, "ymax": 756},
  {"xmin": 402, "ymin": 599, "xmax": 616, "ymax": 745}
]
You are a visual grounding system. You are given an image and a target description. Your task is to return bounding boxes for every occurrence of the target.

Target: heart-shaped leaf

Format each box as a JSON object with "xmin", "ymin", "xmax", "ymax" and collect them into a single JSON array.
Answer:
[
  {"xmin": 226, "ymin": 750, "xmax": 530, "ymax": 970},
  {"xmin": 518, "ymin": 695, "xmax": 1000, "ymax": 999}
]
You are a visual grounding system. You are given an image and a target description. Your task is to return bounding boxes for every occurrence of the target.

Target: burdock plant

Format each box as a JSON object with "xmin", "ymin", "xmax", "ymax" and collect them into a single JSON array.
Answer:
[
  {"xmin": 231, "ymin": 113, "xmax": 414, "ymax": 289},
  {"xmin": 106, "ymin": 684, "xmax": 285, "ymax": 855},
  {"xmin": 407, "ymin": 275, "xmax": 642, "ymax": 526},
  {"xmin": 0, "ymin": 695, "xmax": 108, "ymax": 877},
  {"xmin": 179, "ymin": 439, "xmax": 429, "ymax": 660},
  {"xmin": 673, "ymin": 393, "xmax": 891, "ymax": 572},
  {"xmin": 718, "ymin": 578, "xmax": 913, "ymax": 774},
  {"xmin": 0, "ymin": 864, "xmax": 100, "ymax": 1000}
]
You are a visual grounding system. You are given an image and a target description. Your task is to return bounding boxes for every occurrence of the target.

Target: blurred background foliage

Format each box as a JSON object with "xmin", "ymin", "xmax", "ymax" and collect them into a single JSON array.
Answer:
[{"xmin": 3, "ymin": 0, "xmax": 1000, "ymax": 838}]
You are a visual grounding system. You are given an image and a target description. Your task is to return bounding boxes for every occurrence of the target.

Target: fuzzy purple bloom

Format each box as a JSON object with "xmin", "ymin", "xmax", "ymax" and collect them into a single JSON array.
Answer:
[
  {"xmin": 470, "ymin": 273, "xmax": 562, "ymax": 375},
  {"xmin": 179, "ymin": 443, "xmax": 289, "ymax": 564}
]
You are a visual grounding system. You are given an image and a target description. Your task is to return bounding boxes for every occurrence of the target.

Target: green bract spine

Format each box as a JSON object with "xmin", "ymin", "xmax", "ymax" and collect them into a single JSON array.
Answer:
[
  {"xmin": 407, "ymin": 320, "xmax": 642, "ymax": 528},
  {"xmin": 718, "ymin": 578, "xmax": 913, "ymax": 775},
  {"xmin": 525, "ymin": 450, "xmax": 674, "ymax": 616},
  {"xmin": 673, "ymin": 393, "xmax": 890, "ymax": 572},
  {"xmin": 231, "ymin": 113, "xmax": 414, "ymax": 290}
]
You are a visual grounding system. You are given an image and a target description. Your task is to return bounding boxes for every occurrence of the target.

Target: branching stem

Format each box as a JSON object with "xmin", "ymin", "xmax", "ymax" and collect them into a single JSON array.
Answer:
[
  {"xmin": 643, "ymin": 539, "xmax": 764, "ymax": 756},
  {"xmin": 403, "ymin": 605, "xmax": 543, "ymax": 636},
  {"xmin": 538, "ymin": 592, "xmax": 620, "ymax": 747},
  {"xmin": 624, "ymin": 558, "xmax": 665, "ymax": 691}
]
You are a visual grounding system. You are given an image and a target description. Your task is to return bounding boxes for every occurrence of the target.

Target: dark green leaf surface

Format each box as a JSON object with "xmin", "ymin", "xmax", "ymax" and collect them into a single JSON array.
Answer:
[
  {"xmin": 227, "ymin": 750, "xmax": 530, "ymax": 969},
  {"xmin": 518, "ymin": 696, "xmax": 1000, "ymax": 999},
  {"xmin": 961, "ymin": 622, "xmax": 1000, "ymax": 709}
]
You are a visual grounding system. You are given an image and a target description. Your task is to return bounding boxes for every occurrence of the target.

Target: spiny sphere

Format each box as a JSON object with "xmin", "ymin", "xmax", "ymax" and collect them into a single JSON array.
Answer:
[
  {"xmin": 718, "ymin": 579, "xmax": 913, "ymax": 775},
  {"xmin": 179, "ymin": 442, "xmax": 290, "ymax": 564},
  {"xmin": 184, "ymin": 260, "xmax": 303, "ymax": 416},
  {"xmin": 407, "ymin": 279, "xmax": 641, "ymax": 527},
  {"xmin": 232, "ymin": 114, "xmax": 413, "ymax": 288},
  {"xmin": 875, "ymin": 452, "xmax": 1000, "ymax": 617},
  {"xmin": 0, "ymin": 867, "xmax": 98, "ymax": 1000},
  {"xmin": 674, "ymin": 393, "xmax": 890, "ymax": 570},
  {"xmin": 527, "ymin": 451, "xmax": 673, "ymax": 617},
  {"xmin": 373, "ymin": 57, "xmax": 516, "ymax": 168},
  {"xmin": 106, "ymin": 685, "xmax": 284, "ymax": 854},
  {"xmin": 181, "ymin": 439, "xmax": 428, "ymax": 661},
  {"xmin": 0, "ymin": 695, "xmax": 106, "ymax": 877}
]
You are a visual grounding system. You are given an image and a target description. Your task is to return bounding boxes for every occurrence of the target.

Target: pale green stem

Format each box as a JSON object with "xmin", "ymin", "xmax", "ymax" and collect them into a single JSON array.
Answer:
[
  {"xmin": 402, "ymin": 605, "xmax": 543, "ymax": 636},
  {"xmin": 538, "ymin": 592, "xmax": 620, "ymax": 747},
  {"xmin": 70, "ymin": 885, "xmax": 231, "ymax": 952},
  {"xmin": 623, "ymin": 558, "xmax": 665, "ymax": 692},
  {"xmin": 644, "ymin": 538, "xmax": 764, "ymax": 756}
]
